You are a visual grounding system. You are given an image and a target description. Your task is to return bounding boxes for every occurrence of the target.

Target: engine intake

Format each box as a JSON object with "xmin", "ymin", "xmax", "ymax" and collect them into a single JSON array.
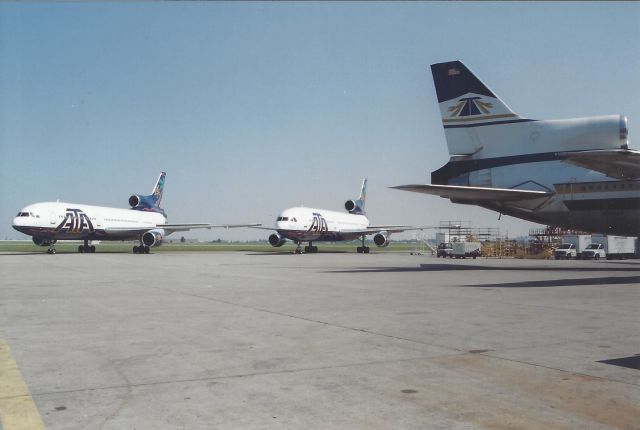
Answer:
[
  {"xmin": 373, "ymin": 232, "xmax": 390, "ymax": 247},
  {"xmin": 268, "ymin": 233, "xmax": 286, "ymax": 247},
  {"xmin": 142, "ymin": 230, "xmax": 163, "ymax": 247},
  {"xmin": 129, "ymin": 194, "xmax": 142, "ymax": 208},
  {"xmin": 345, "ymin": 200, "xmax": 357, "ymax": 213}
]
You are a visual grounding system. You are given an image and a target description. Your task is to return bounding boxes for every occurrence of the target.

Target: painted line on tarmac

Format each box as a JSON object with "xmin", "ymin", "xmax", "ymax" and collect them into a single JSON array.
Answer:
[{"xmin": 0, "ymin": 339, "xmax": 46, "ymax": 430}]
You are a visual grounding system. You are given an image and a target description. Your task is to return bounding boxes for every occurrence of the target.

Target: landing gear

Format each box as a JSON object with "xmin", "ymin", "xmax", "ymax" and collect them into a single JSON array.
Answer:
[
  {"xmin": 356, "ymin": 236, "xmax": 370, "ymax": 254},
  {"xmin": 46, "ymin": 240, "xmax": 58, "ymax": 254},
  {"xmin": 133, "ymin": 245, "xmax": 150, "ymax": 254},
  {"xmin": 293, "ymin": 241, "xmax": 303, "ymax": 254},
  {"xmin": 304, "ymin": 242, "xmax": 318, "ymax": 253},
  {"xmin": 78, "ymin": 240, "xmax": 96, "ymax": 253}
]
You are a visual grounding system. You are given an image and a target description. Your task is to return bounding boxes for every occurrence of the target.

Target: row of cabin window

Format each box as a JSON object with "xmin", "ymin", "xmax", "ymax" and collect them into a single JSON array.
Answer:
[{"xmin": 276, "ymin": 216, "xmax": 298, "ymax": 222}]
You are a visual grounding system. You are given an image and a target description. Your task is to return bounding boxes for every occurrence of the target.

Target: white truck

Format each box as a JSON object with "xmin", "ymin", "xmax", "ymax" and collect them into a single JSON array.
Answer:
[
  {"xmin": 581, "ymin": 235, "xmax": 636, "ymax": 260},
  {"xmin": 554, "ymin": 235, "xmax": 591, "ymax": 260},
  {"xmin": 554, "ymin": 243, "xmax": 577, "ymax": 259},
  {"xmin": 452, "ymin": 242, "xmax": 481, "ymax": 259},
  {"xmin": 436, "ymin": 242, "xmax": 454, "ymax": 258}
]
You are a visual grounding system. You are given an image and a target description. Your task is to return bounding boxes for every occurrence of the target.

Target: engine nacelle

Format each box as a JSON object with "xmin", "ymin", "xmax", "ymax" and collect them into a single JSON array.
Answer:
[
  {"xmin": 345, "ymin": 200, "xmax": 356, "ymax": 212},
  {"xmin": 268, "ymin": 233, "xmax": 286, "ymax": 247},
  {"xmin": 129, "ymin": 194, "xmax": 142, "ymax": 208},
  {"xmin": 142, "ymin": 230, "xmax": 164, "ymax": 247},
  {"xmin": 32, "ymin": 237, "xmax": 55, "ymax": 247},
  {"xmin": 373, "ymin": 232, "xmax": 390, "ymax": 248}
]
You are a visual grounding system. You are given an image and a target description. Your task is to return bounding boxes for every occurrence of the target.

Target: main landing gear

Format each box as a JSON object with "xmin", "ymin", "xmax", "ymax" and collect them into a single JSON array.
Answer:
[
  {"xmin": 133, "ymin": 244, "xmax": 150, "ymax": 254},
  {"xmin": 78, "ymin": 239, "xmax": 96, "ymax": 253},
  {"xmin": 356, "ymin": 236, "xmax": 370, "ymax": 254},
  {"xmin": 304, "ymin": 242, "xmax": 318, "ymax": 253}
]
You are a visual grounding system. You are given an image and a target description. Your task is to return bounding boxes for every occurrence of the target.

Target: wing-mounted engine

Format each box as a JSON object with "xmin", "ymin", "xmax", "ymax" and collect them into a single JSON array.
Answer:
[
  {"xmin": 268, "ymin": 233, "xmax": 286, "ymax": 247},
  {"xmin": 373, "ymin": 232, "xmax": 390, "ymax": 248},
  {"xmin": 142, "ymin": 229, "xmax": 164, "ymax": 247},
  {"xmin": 32, "ymin": 237, "xmax": 55, "ymax": 246}
]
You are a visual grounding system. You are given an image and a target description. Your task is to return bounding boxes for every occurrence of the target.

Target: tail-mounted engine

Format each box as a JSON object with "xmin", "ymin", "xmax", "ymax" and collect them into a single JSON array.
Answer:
[
  {"xmin": 142, "ymin": 230, "xmax": 164, "ymax": 247},
  {"xmin": 129, "ymin": 194, "xmax": 142, "ymax": 208},
  {"xmin": 373, "ymin": 232, "xmax": 390, "ymax": 248},
  {"xmin": 129, "ymin": 194, "xmax": 157, "ymax": 209},
  {"xmin": 345, "ymin": 199, "xmax": 364, "ymax": 214},
  {"xmin": 32, "ymin": 237, "xmax": 55, "ymax": 247},
  {"xmin": 268, "ymin": 233, "xmax": 286, "ymax": 247}
]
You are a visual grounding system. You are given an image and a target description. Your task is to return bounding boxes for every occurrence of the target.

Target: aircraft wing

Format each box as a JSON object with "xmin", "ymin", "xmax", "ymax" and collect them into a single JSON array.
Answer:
[
  {"xmin": 105, "ymin": 223, "xmax": 261, "ymax": 235},
  {"xmin": 339, "ymin": 226, "xmax": 417, "ymax": 235},
  {"xmin": 391, "ymin": 184, "xmax": 552, "ymax": 201},
  {"xmin": 559, "ymin": 149, "xmax": 640, "ymax": 180},
  {"xmin": 160, "ymin": 223, "xmax": 261, "ymax": 234}
]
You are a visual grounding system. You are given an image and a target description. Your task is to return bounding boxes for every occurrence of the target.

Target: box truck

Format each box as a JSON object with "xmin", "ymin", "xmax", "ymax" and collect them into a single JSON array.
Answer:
[
  {"xmin": 582, "ymin": 235, "xmax": 636, "ymax": 260},
  {"xmin": 452, "ymin": 242, "xmax": 481, "ymax": 259},
  {"xmin": 555, "ymin": 235, "xmax": 591, "ymax": 260}
]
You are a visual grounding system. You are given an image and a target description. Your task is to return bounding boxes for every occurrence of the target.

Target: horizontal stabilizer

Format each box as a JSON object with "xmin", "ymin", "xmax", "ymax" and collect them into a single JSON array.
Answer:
[
  {"xmin": 391, "ymin": 184, "xmax": 552, "ymax": 201},
  {"xmin": 560, "ymin": 149, "xmax": 640, "ymax": 180}
]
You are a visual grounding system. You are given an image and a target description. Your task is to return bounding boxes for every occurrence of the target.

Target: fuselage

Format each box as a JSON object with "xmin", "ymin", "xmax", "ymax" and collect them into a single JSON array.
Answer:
[
  {"xmin": 12, "ymin": 201, "xmax": 167, "ymax": 241},
  {"xmin": 476, "ymin": 161, "xmax": 640, "ymax": 236},
  {"xmin": 433, "ymin": 116, "xmax": 640, "ymax": 236},
  {"xmin": 274, "ymin": 207, "xmax": 369, "ymax": 242}
]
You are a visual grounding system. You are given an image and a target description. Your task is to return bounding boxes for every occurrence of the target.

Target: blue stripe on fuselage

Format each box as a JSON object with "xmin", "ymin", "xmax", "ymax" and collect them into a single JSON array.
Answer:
[
  {"xmin": 443, "ymin": 118, "xmax": 536, "ymax": 129},
  {"xmin": 432, "ymin": 151, "xmax": 567, "ymax": 184}
]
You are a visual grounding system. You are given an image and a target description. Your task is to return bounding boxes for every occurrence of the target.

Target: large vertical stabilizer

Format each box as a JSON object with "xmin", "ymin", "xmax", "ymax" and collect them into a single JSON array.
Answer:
[
  {"xmin": 431, "ymin": 61, "xmax": 531, "ymax": 156},
  {"xmin": 344, "ymin": 178, "xmax": 367, "ymax": 215}
]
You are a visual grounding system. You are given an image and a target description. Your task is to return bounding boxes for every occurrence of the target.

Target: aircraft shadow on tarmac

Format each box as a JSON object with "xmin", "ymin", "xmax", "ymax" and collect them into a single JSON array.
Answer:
[
  {"xmin": 459, "ymin": 276, "xmax": 640, "ymax": 288},
  {"xmin": 326, "ymin": 263, "xmax": 640, "ymax": 273},
  {"xmin": 325, "ymin": 263, "xmax": 640, "ymax": 288},
  {"xmin": 326, "ymin": 264, "xmax": 640, "ymax": 288}
]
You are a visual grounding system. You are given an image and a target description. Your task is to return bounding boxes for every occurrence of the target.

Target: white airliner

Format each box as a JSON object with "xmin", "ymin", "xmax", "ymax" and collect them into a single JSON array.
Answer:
[
  {"xmin": 258, "ymin": 178, "xmax": 413, "ymax": 253},
  {"xmin": 12, "ymin": 172, "xmax": 259, "ymax": 254},
  {"xmin": 393, "ymin": 60, "xmax": 640, "ymax": 236}
]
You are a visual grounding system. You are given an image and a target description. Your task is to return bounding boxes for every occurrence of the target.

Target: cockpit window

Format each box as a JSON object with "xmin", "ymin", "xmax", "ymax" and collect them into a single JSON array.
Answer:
[
  {"xmin": 17, "ymin": 212, "xmax": 31, "ymax": 217},
  {"xmin": 291, "ymin": 217, "xmax": 297, "ymax": 222},
  {"xmin": 277, "ymin": 217, "xmax": 289, "ymax": 222}
]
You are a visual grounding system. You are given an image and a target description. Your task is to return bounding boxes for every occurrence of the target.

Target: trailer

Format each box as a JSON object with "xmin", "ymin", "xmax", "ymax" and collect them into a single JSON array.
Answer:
[
  {"xmin": 452, "ymin": 242, "xmax": 481, "ymax": 259},
  {"xmin": 583, "ymin": 235, "xmax": 636, "ymax": 260}
]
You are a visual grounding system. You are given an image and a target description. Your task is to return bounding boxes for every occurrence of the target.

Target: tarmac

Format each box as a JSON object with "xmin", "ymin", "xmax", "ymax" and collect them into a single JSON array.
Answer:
[{"xmin": 0, "ymin": 251, "xmax": 639, "ymax": 429}]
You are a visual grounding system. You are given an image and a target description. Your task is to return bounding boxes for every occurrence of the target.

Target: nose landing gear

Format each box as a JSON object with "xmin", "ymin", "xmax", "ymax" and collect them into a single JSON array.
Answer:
[{"xmin": 47, "ymin": 242, "xmax": 57, "ymax": 254}]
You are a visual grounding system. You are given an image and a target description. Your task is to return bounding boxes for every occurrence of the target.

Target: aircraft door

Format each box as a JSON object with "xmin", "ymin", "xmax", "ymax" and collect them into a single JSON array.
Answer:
[{"xmin": 49, "ymin": 210, "xmax": 58, "ymax": 226}]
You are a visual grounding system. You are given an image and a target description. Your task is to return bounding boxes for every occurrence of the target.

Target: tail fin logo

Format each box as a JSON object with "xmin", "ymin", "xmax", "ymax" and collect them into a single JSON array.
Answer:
[
  {"xmin": 152, "ymin": 172, "xmax": 166, "ymax": 206},
  {"xmin": 448, "ymin": 97, "xmax": 494, "ymax": 117}
]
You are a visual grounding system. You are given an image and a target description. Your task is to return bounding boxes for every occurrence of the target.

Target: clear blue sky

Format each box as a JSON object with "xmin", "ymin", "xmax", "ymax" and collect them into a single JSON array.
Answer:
[{"xmin": 2, "ymin": 2, "xmax": 639, "ymax": 241}]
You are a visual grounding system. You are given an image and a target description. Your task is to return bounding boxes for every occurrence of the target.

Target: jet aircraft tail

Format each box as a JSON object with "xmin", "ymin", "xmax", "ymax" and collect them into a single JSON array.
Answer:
[
  {"xmin": 128, "ymin": 172, "xmax": 166, "ymax": 214},
  {"xmin": 431, "ymin": 61, "xmax": 531, "ymax": 156},
  {"xmin": 344, "ymin": 178, "xmax": 367, "ymax": 215},
  {"xmin": 149, "ymin": 172, "xmax": 166, "ymax": 206}
]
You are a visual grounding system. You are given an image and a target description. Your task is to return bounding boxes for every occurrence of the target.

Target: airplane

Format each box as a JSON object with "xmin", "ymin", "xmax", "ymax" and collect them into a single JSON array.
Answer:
[
  {"xmin": 12, "ymin": 172, "xmax": 259, "ymax": 254},
  {"xmin": 256, "ymin": 178, "xmax": 414, "ymax": 254},
  {"xmin": 392, "ymin": 60, "xmax": 640, "ymax": 237}
]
